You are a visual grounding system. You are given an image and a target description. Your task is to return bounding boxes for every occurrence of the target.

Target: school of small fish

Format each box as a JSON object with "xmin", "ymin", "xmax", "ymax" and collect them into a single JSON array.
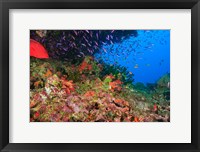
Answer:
[{"xmin": 31, "ymin": 30, "xmax": 168, "ymax": 76}]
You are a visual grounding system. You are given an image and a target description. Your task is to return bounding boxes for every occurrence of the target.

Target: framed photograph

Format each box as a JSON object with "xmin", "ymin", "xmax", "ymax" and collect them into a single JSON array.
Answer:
[{"xmin": 0, "ymin": 0, "xmax": 200, "ymax": 151}]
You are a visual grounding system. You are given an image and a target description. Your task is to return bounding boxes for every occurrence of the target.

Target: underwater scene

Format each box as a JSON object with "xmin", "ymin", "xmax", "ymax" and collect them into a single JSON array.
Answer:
[{"xmin": 30, "ymin": 30, "xmax": 170, "ymax": 122}]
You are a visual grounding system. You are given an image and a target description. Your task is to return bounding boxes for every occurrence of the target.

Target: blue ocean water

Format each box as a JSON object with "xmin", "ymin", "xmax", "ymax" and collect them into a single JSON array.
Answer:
[{"xmin": 95, "ymin": 30, "xmax": 170, "ymax": 85}]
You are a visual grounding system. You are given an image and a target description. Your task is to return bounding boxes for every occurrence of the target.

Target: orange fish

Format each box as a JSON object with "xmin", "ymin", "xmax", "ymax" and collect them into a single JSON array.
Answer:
[{"xmin": 30, "ymin": 39, "xmax": 49, "ymax": 58}]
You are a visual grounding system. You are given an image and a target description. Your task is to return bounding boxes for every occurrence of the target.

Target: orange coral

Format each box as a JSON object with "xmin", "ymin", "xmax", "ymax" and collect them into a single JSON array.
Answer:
[
  {"xmin": 30, "ymin": 100, "xmax": 37, "ymax": 108},
  {"xmin": 34, "ymin": 81, "xmax": 41, "ymax": 88},
  {"xmin": 84, "ymin": 91, "xmax": 96, "ymax": 97},
  {"xmin": 133, "ymin": 116, "xmax": 144, "ymax": 122},
  {"xmin": 109, "ymin": 79, "xmax": 123, "ymax": 91},
  {"xmin": 134, "ymin": 117, "xmax": 139, "ymax": 122},
  {"xmin": 114, "ymin": 99, "xmax": 124, "ymax": 105},
  {"xmin": 79, "ymin": 60, "xmax": 92, "ymax": 72},
  {"xmin": 114, "ymin": 99, "xmax": 130, "ymax": 108},
  {"xmin": 79, "ymin": 61, "xmax": 87, "ymax": 72},
  {"xmin": 34, "ymin": 80, "xmax": 44, "ymax": 88},
  {"xmin": 61, "ymin": 77, "xmax": 75, "ymax": 94},
  {"xmin": 44, "ymin": 69, "xmax": 52, "ymax": 78},
  {"xmin": 105, "ymin": 74, "xmax": 115, "ymax": 80}
]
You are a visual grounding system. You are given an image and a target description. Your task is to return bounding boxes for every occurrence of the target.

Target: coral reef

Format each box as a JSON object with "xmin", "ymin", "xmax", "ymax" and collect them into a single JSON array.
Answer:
[{"xmin": 30, "ymin": 57, "xmax": 170, "ymax": 122}]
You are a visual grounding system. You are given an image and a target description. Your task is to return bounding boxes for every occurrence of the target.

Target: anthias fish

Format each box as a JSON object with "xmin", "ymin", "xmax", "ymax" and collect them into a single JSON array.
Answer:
[{"xmin": 30, "ymin": 39, "xmax": 49, "ymax": 59}]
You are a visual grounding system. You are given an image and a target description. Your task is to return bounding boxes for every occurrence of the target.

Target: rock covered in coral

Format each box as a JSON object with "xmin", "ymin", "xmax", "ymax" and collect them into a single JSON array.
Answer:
[{"xmin": 30, "ymin": 57, "xmax": 170, "ymax": 122}]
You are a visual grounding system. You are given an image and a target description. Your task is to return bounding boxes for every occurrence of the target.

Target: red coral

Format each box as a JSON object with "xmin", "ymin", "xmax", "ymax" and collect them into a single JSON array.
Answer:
[
  {"xmin": 153, "ymin": 104, "xmax": 158, "ymax": 112},
  {"xmin": 33, "ymin": 111, "xmax": 40, "ymax": 119}
]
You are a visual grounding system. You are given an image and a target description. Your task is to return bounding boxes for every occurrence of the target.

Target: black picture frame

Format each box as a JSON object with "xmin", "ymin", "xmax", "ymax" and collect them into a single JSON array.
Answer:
[{"xmin": 0, "ymin": 0, "xmax": 200, "ymax": 151}]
